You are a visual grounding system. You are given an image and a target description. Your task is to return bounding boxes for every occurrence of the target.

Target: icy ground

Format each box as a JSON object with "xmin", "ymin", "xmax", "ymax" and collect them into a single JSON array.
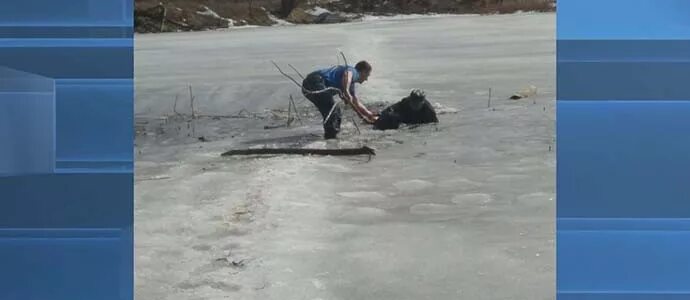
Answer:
[{"xmin": 135, "ymin": 12, "xmax": 555, "ymax": 300}]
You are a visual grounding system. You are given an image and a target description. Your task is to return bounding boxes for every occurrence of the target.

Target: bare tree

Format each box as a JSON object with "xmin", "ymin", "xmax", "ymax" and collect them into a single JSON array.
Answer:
[
  {"xmin": 281, "ymin": 0, "xmax": 297, "ymax": 17},
  {"xmin": 248, "ymin": 0, "xmax": 254, "ymax": 18}
]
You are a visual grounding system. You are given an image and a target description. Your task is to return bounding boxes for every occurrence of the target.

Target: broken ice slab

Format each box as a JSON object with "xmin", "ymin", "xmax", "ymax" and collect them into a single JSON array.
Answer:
[{"xmin": 0, "ymin": 66, "xmax": 55, "ymax": 176}]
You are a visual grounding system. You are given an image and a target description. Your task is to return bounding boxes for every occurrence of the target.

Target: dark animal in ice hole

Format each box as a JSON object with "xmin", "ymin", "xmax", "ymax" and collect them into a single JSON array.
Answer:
[{"xmin": 373, "ymin": 89, "xmax": 439, "ymax": 130}]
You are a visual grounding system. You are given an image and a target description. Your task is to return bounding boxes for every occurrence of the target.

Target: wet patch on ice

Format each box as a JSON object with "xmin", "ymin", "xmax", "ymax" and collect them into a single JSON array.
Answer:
[
  {"xmin": 437, "ymin": 177, "xmax": 482, "ymax": 189},
  {"xmin": 311, "ymin": 278, "xmax": 326, "ymax": 290},
  {"xmin": 207, "ymin": 214, "xmax": 224, "ymax": 222},
  {"xmin": 337, "ymin": 191, "xmax": 387, "ymax": 199},
  {"xmin": 223, "ymin": 242, "xmax": 243, "ymax": 250},
  {"xmin": 486, "ymin": 174, "xmax": 531, "ymax": 183},
  {"xmin": 200, "ymin": 226, "xmax": 250, "ymax": 239},
  {"xmin": 177, "ymin": 279, "xmax": 242, "ymax": 292},
  {"xmin": 333, "ymin": 206, "xmax": 388, "ymax": 223},
  {"xmin": 393, "ymin": 179, "xmax": 435, "ymax": 192},
  {"xmin": 452, "ymin": 193, "xmax": 493, "ymax": 207},
  {"xmin": 190, "ymin": 261, "xmax": 225, "ymax": 276},
  {"xmin": 315, "ymin": 162, "xmax": 352, "ymax": 173},
  {"xmin": 515, "ymin": 192, "xmax": 553, "ymax": 206},
  {"xmin": 191, "ymin": 244, "xmax": 212, "ymax": 251},
  {"xmin": 409, "ymin": 203, "xmax": 456, "ymax": 215},
  {"xmin": 227, "ymin": 226, "xmax": 252, "ymax": 236}
]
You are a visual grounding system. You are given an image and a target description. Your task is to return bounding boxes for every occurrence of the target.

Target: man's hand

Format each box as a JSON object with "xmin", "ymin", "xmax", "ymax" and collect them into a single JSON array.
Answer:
[
  {"xmin": 365, "ymin": 115, "xmax": 379, "ymax": 124},
  {"xmin": 351, "ymin": 96, "xmax": 376, "ymax": 122},
  {"xmin": 358, "ymin": 106, "xmax": 378, "ymax": 124}
]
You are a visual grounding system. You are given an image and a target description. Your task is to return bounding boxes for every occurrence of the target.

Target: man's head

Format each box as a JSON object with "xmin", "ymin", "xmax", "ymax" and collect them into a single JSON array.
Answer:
[{"xmin": 354, "ymin": 60, "xmax": 372, "ymax": 83}]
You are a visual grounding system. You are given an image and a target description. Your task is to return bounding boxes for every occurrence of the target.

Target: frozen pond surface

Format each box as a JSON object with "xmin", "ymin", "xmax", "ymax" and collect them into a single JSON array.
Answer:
[{"xmin": 135, "ymin": 12, "xmax": 555, "ymax": 300}]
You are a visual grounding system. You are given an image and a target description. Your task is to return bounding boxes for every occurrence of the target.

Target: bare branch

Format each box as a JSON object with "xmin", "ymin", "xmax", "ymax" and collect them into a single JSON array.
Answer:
[
  {"xmin": 339, "ymin": 50, "xmax": 349, "ymax": 67},
  {"xmin": 271, "ymin": 60, "xmax": 302, "ymax": 87},
  {"xmin": 189, "ymin": 85, "xmax": 196, "ymax": 137},
  {"xmin": 271, "ymin": 60, "xmax": 342, "ymax": 96},
  {"xmin": 288, "ymin": 64, "xmax": 304, "ymax": 80},
  {"xmin": 264, "ymin": 124, "xmax": 287, "ymax": 130},
  {"xmin": 189, "ymin": 85, "xmax": 196, "ymax": 118},
  {"xmin": 351, "ymin": 117, "xmax": 361, "ymax": 135},
  {"xmin": 287, "ymin": 96, "xmax": 293, "ymax": 127},
  {"xmin": 488, "ymin": 88, "xmax": 492, "ymax": 108},
  {"xmin": 289, "ymin": 94, "xmax": 303, "ymax": 125},
  {"xmin": 173, "ymin": 93, "xmax": 180, "ymax": 115}
]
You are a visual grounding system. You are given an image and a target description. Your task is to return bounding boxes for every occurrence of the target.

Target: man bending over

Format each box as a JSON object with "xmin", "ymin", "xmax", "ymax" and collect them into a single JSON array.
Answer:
[{"xmin": 302, "ymin": 60, "xmax": 378, "ymax": 139}]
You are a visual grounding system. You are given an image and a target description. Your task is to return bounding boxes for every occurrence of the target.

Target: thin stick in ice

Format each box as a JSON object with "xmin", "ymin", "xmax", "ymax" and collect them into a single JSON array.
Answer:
[
  {"xmin": 289, "ymin": 94, "xmax": 303, "ymax": 125},
  {"xmin": 288, "ymin": 64, "xmax": 304, "ymax": 80},
  {"xmin": 271, "ymin": 60, "xmax": 342, "ymax": 96}
]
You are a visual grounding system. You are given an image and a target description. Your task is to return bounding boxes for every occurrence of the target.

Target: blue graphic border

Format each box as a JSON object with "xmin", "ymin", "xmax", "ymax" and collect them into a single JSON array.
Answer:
[
  {"xmin": 558, "ymin": 1, "xmax": 690, "ymax": 299},
  {"xmin": 0, "ymin": 1, "xmax": 133, "ymax": 299}
]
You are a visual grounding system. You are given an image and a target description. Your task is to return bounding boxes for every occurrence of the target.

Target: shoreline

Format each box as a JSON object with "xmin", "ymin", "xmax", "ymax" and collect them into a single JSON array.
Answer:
[{"xmin": 134, "ymin": 10, "xmax": 555, "ymax": 35}]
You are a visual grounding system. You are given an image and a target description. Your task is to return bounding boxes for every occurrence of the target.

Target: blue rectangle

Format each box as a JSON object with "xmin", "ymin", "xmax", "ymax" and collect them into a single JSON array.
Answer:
[
  {"xmin": 0, "ymin": 43, "xmax": 132, "ymax": 79},
  {"xmin": 0, "ymin": 228, "xmax": 122, "ymax": 238},
  {"xmin": 0, "ymin": 0, "xmax": 129, "ymax": 25},
  {"xmin": 55, "ymin": 160, "xmax": 133, "ymax": 172},
  {"xmin": 558, "ymin": 62, "xmax": 690, "ymax": 101},
  {"xmin": 558, "ymin": 293, "xmax": 690, "ymax": 300},
  {"xmin": 0, "ymin": 26, "xmax": 133, "ymax": 38},
  {"xmin": 0, "ymin": 237, "xmax": 125, "ymax": 300},
  {"xmin": 0, "ymin": 67, "xmax": 55, "ymax": 176},
  {"xmin": 558, "ymin": 40, "xmax": 690, "ymax": 62},
  {"xmin": 0, "ymin": 0, "xmax": 134, "ymax": 299},
  {"xmin": 558, "ymin": 1, "xmax": 690, "ymax": 299},
  {"xmin": 557, "ymin": 101, "xmax": 690, "ymax": 218},
  {"xmin": 557, "ymin": 0, "xmax": 690, "ymax": 40},
  {"xmin": 558, "ymin": 230, "xmax": 690, "ymax": 292},
  {"xmin": 0, "ymin": 66, "xmax": 54, "ymax": 92},
  {"xmin": 0, "ymin": 173, "xmax": 133, "ymax": 228},
  {"xmin": 559, "ymin": 218, "xmax": 690, "ymax": 232},
  {"xmin": 55, "ymin": 79, "xmax": 133, "ymax": 164}
]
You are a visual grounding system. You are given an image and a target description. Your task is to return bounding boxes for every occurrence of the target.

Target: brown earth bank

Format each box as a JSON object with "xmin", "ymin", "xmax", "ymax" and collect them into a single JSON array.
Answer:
[{"xmin": 134, "ymin": 0, "xmax": 554, "ymax": 33}]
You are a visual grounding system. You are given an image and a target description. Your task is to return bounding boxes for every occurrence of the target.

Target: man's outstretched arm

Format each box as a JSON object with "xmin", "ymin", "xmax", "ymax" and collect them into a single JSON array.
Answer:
[
  {"xmin": 341, "ymin": 70, "xmax": 377, "ymax": 123},
  {"xmin": 350, "ymin": 95, "xmax": 377, "ymax": 123}
]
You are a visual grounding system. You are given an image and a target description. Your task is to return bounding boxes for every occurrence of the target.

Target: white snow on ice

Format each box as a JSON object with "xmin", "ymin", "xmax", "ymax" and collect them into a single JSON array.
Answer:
[
  {"xmin": 196, "ymin": 6, "xmax": 223, "ymax": 19},
  {"xmin": 306, "ymin": 6, "xmax": 332, "ymax": 16},
  {"xmin": 196, "ymin": 5, "xmax": 242, "ymax": 27},
  {"xmin": 268, "ymin": 13, "xmax": 295, "ymax": 26}
]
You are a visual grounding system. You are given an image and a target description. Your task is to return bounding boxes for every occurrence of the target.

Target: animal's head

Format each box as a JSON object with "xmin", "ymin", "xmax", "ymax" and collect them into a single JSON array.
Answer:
[{"xmin": 401, "ymin": 89, "xmax": 427, "ymax": 111}]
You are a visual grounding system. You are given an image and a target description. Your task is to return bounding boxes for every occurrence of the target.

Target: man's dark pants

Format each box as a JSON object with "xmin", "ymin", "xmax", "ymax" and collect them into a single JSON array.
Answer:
[{"xmin": 302, "ymin": 72, "xmax": 342, "ymax": 139}]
